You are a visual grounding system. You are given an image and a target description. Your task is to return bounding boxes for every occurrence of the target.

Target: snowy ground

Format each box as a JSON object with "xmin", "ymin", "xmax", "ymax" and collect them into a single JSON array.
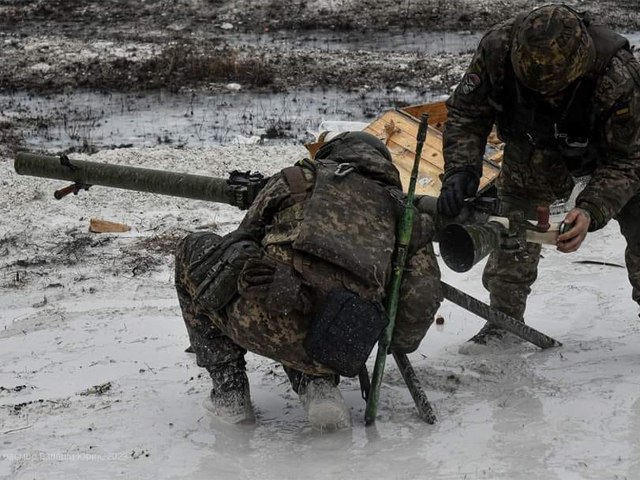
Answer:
[{"xmin": 1, "ymin": 145, "xmax": 639, "ymax": 480}]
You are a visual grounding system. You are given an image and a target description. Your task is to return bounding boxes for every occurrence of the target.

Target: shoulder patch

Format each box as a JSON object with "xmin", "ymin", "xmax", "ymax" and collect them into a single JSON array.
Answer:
[
  {"xmin": 614, "ymin": 102, "xmax": 630, "ymax": 116},
  {"xmin": 611, "ymin": 116, "xmax": 636, "ymax": 144},
  {"xmin": 460, "ymin": 73, "xmax": 482, "ymax": 95}
]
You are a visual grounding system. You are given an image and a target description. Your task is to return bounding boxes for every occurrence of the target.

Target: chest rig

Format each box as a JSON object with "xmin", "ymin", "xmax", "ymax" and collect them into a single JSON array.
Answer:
[{"xmin": 262, "ymin": 159, "xmax": 404, "ymax": 292}]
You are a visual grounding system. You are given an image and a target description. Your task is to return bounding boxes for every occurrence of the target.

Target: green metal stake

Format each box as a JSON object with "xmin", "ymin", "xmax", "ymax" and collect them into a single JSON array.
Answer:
[{"xmin": 365, "ymin": 113, "xmax": 430, "ymax": 426}]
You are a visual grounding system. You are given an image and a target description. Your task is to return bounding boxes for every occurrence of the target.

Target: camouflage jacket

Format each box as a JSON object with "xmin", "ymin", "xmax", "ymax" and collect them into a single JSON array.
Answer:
[
  {"xmin": 444, "ymin": 18, "xmax": 640, "ymax": 230},
  {"xmin": 238, "ymin": 142, "xmax": 442, "ymax": 353}
]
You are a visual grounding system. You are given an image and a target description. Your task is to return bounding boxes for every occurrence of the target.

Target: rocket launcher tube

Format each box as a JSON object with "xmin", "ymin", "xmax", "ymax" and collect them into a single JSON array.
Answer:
[{"xmin": 14, "ymin": 152, "xmax": 264, "ymax": 209}]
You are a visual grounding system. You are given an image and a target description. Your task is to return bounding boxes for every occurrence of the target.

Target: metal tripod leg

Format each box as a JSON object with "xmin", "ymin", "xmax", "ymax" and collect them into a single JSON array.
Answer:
[{"xmin": 441, "ymin": 281, "xmax": 562, "ymax": 349}]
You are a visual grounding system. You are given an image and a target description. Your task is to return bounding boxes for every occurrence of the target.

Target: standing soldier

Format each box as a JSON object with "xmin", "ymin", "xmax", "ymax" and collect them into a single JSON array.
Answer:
[
  {"xmin": 175, "ymin": 132, "xmax": 442, "ymax": 430},
  {"xmin": 438, "ymin": 4, "xmax": 640, "ymax": 350}
]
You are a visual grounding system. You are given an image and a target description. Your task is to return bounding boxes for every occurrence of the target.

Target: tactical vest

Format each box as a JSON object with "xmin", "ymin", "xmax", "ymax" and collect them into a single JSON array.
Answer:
[
  {"xmin": 493, "ymin": 15, "xmax": 637, "ymax": 174},
  {"xmin": 262, "ymin": 159, "xmax": 404, "ymax": 293}
]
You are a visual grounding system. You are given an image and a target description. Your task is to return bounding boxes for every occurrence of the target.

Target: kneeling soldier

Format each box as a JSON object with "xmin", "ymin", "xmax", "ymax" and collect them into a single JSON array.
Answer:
[{"xmin": 175, "ymin": 132, "xmax": 442, "ymax": 430}]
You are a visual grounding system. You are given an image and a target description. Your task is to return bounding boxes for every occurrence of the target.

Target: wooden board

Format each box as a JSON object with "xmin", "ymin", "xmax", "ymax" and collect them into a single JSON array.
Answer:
[
  {"xmin": 364, "ymin": 109, "xmax": 501, "ymax": 196},
  {"xmin": 401, "ymin": 101, "xmax": 504, "ymax": 148},
  {"xmin": 401, "ymin": 101, "xmax": 448, "ymax": 131},
  {"xmin": 89, "ymin": 218, "xmax": 131, "ymax": 233},
  {"xmin": 304, "ymin": 101, "xmax": 503, "ymax": 197}
]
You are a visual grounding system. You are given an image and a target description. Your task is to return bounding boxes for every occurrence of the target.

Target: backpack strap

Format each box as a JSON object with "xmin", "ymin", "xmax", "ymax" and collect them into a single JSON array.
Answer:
[
  {"xmin": 587, "ymin": 24, "xmax": 630, "ymax": 75},
  {"xmin": 282, "ymin": 165, "xmax": 311, "ymax": 203}
]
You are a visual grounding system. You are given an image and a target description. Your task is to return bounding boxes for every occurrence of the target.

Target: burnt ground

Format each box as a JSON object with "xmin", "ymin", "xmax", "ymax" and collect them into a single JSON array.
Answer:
[{"xmin": 0, "ymin": 0, "xmax": 638, "ymax": 94}]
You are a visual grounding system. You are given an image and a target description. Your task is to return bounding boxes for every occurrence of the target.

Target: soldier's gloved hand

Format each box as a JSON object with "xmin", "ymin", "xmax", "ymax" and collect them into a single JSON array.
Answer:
[
  {"xmin": 238, "ymin": 256, "xmax": 277, "ymax": 304},
  {"xmin": 238, "ymin": 256, "xmax": 311, "ymax": 315},
  {"xmin": 556, "ymin": 208, "xmax": 591, "ymax": 253},
  {"xmin": 437, "ymin": 172, "xmax": 480, "ymax": 217}
]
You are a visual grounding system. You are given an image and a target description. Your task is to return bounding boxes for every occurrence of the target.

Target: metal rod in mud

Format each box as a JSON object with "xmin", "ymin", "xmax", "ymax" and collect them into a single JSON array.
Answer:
[
  {"xmin": 393, "ymin": 352, "xmax": 437, "ymax": 424},
  {"xmin": 14, "ymin": 152, "xmax": 260, "ymax": 209},
  {"xmin": 440, "ymin": 281, "xmax": 562, "ymax": 349}
]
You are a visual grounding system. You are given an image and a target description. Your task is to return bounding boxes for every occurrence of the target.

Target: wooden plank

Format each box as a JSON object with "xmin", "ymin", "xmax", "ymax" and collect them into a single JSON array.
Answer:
[
  {"xmin": 365, "ymin": 122, "xmax": 444, "ymax": 170},
  {"xmin": 365, "ymin": 110, "xmax": 446, "ymax": 196},
  {"xmin": 401, "ymin": 102, "xmax": 448, "ymax": 130},
  {"xmin": 89, "ymin": 218, "xmax": 131, "ymax": 233},
  {"xmin": 365, "ymin": 108, "xmax": 500, "ymax": 195},
  {"xmin": 304, "ymin": 103, "xmax": 503, "ymax": 196}
]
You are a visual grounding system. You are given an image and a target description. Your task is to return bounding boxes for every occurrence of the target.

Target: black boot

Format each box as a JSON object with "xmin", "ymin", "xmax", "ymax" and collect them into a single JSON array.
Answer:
[{"xmin": 204, "ymin": 358, "xmax": 254, "ymax": 424}]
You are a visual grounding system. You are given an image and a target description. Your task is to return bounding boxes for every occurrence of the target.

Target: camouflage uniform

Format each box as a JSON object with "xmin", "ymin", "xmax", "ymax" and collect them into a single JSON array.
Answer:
[
  {"xmin": 443, "ymin": 12, "xmax": 640, "ymax": 320},
  {"xmin": 175, "ymin": 138, "xmax": 443, "ymax": 378}
]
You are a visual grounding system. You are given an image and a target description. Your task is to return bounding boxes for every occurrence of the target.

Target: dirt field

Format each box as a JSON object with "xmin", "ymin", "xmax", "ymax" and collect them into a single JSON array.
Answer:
[{"xmin": 1, "ymin": 0, "xmax": 638, "ymax": 94}]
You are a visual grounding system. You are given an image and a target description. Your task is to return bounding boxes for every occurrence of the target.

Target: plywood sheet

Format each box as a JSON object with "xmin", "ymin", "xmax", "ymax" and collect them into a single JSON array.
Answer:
[
  {"xmin": 365, "ymin": 109, "xmax": 500, "ymax": 196},
  {"xmin": 401, "ymin": 102, "xmax": 448, "ymax": 131},
  {"xmin": 304, "ymin": 102, "xmax": 503, "ymax": 197}
]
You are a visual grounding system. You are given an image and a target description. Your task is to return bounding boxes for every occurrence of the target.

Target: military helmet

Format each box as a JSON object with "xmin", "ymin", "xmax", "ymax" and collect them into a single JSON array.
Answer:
[
  {"xmin": 511, "ymin": 5, "xmax": 596, "ymax": 95},
  {"xmin": 314, "ymin": 131, "xmax": 393, "ymax": 163}
]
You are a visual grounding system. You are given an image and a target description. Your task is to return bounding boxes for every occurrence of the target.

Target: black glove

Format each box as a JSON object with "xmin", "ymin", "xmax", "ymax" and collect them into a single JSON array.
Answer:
[
  {"xmin": 238, "ymin": 256, "xmax": 310, "ymax": 315},
  {"xmin": 437, "ymin": 172, "xmax": 480, "ymax": 217},
  {"xmin": 237, "ymin": 256, "xmax": 277, "ymax": 304}
]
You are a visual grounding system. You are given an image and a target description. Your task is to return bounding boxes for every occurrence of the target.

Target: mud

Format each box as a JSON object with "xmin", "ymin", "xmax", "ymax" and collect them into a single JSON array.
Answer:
[
  {"xmin": 1, "ymin": 0, "xmax": 638, "ymax": 152},
  {"xmin": 2, "ymin": 0, "xmax": 638, "ymax": 38},
  {"xmin": 0, "ymin": 34, "xmax": 474, "ymax": 94},
  {"xmin": 0, "ymin": 87, "xmax": 438, "ymax": 152},
  {"xmin": 1, "ymin": 0, "xmax": 638, "ymax": 95}
]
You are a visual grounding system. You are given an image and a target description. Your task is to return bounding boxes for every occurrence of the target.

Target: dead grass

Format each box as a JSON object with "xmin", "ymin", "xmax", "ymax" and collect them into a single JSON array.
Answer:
[
  {"xmin": 118, "ymin": 232, "xmax": 183, "ymax": 277},
  {"xmin": 133, "ymin": 233, "xmax": 184, "ymax": 256},
  {"xmin": 69, "ymin": 45, "xmax": 273, "ymax": 92},
  {"xmin": 158, "ymin": 43, "xmax": 275, "ymax": 88}
]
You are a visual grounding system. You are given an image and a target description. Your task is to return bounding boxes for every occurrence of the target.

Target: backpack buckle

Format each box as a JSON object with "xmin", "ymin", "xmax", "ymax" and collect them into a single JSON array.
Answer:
[
  {"xmin": 334, "ymin": 163, "xmax": 356, "ymax": 177},
  {"xmin": 554, "ymin": 124, "xmax": 589, "ymax": 148}
]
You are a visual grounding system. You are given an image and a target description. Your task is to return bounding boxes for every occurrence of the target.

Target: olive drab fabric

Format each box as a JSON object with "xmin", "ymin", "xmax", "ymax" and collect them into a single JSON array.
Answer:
[
  {"xmin": 443, "ymin": 5, "xmax": 640, "ymax": 318},
  {"xmin": 291, "ymin": 164, "xmax": 400, "ymax": 292},
  {"xmin": 175, "ymin": 232, "xmax": 247, "ymax": 369},
  {"xmin": 511, "ymin": 5, "xmax": 596, "ymax": 95},
  {"xmin": 175, "ymin": 138, "xmax": 442, "ymax": 376}
]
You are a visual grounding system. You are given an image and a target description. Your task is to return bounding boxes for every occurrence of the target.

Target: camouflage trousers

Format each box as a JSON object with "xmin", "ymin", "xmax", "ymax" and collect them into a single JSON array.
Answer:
[
  {"xmin": 483, "ymin": 143, "xmax": 640, "ymax": 321},
  {"xmin": 175, "ymin": 232, "xmax": 336, "ymax": 377},
  {"xmin": 176, "ymin": 231, "xmax": 442, "ymax": 377}
]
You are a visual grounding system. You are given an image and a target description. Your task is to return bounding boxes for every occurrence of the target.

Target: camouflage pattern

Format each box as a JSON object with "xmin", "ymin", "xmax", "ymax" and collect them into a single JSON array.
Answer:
[
  {"xmin": 175, "ymin": 233, "xmax": 247, "ymax": 370},
  {"xmin": 176, "ymin": 140, "xmax": 443, "ymax": 376},
  {"xmin": 511, "ymin": 5, "xmax": 596, "ymax": 95},
  {"xmin": 443, "ymin": 10, "xmax": 640, "ymax": 315},
  {"xmin": 616, "ymin": 194, "xmax": 640, "ymax": 305}
]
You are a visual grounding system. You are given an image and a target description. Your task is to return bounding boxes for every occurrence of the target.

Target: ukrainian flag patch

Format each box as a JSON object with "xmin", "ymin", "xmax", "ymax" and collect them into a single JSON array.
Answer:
[{"xmin": 615, "ymin": 102, "xmax": 630, "ymax": 116}]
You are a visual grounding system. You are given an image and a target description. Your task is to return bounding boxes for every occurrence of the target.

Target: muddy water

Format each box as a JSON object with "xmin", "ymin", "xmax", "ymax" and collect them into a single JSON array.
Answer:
[
  {"xmin": 227, "ymin": 31, "xmax": 483, "ymax": 53},
  {"xmin": 3, "ymin": 88, "xmax": 443, "ymax": 152},
  {"xmin": 226, "ymin": 30, "xmax": 640, "ymax": 53},
  {"xmin": 6, "ymin": 29, "xmax": 639, "ymax": 153}
]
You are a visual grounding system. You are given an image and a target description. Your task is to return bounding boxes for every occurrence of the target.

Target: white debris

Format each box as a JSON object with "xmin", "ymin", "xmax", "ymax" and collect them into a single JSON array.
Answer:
[
  {"xmin": 418, "ymin": 176, "xmax": 433, "ymax": 187},
  {"xmin": 231, "ymin": 134, "xmax": 262, "ymax": 144},
  {"xmin": 28, "ymin": 62, "xmax": 51, "ymax": 72},
  {"xmin": 315, "ymin": 120, "xmax": 368, "ymax": 137},
  {"xmin": 226, "ymin": 82, "xmax": 242, "ymax": 91}
]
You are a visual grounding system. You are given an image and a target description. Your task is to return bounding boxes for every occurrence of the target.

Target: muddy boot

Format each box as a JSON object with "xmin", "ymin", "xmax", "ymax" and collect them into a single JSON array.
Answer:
[
  {"xmin": 203, "ymin": 358, "xmax": 254, "ymax": 424},
  {"xmin": 297, "ymin": 375, "xmax": 351, "ymax": 432},
  {"xmin": 458, "ymin": 322, "xmax": 522, "ymax": 355}
]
